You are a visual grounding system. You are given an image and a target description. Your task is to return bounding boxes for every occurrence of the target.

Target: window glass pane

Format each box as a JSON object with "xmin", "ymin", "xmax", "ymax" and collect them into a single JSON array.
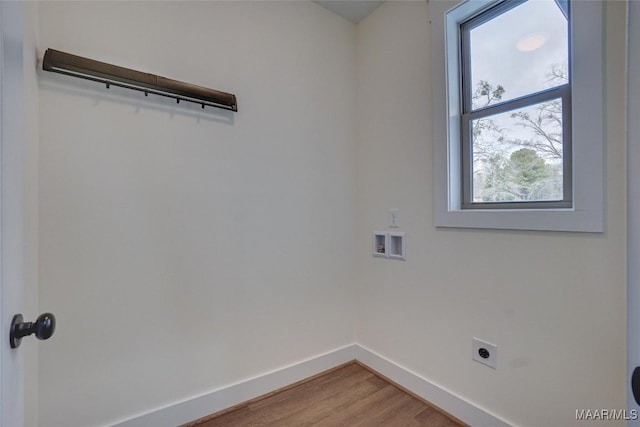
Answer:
[
  {"xmin": 472, "ymin": 98, "xmax": 564, "ymax": 203},
  {"xmin": 468, "ymin": 0, "xmax": 569, "ymax": 110}
]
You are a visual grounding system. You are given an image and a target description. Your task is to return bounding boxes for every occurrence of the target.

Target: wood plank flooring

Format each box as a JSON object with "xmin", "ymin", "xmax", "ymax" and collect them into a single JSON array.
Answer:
[{"xmin": 183, "ymin": 362, "xmax": 466, "ymax": 427}]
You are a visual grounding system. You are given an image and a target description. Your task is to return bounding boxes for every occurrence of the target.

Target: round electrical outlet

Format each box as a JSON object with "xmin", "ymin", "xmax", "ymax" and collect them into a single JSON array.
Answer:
[{"xmin": 478, "ymin": 348, "xmax": 490, "ymax": 359}]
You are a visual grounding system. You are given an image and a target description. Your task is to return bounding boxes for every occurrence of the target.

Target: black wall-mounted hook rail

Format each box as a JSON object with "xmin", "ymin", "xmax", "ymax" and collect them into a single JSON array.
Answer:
[{"xmin": 42, "ymin": 48, "xmax": 238, "ymax": 112}]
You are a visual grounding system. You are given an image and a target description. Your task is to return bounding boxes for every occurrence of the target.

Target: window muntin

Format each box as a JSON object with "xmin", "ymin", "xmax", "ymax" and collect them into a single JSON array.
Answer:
[{"xmin": 460, "ymin": 0, "xmax": 571, "ymax": 209}]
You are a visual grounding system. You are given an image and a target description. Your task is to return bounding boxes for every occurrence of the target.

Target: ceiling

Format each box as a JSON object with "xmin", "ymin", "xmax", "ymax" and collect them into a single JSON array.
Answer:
[{"xmin": 313, "ymin": 1, "xmax": 384, "ymax": 24}]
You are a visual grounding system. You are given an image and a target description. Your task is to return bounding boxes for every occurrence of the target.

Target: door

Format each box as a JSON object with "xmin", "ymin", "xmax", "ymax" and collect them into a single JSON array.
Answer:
[
  {"xmin": 629, "ymin": 1, "xmax": 640, "ymax": 424},
  {"xmin": 1, "ymin": 1, "xmax": 30, "ymax": 425}
]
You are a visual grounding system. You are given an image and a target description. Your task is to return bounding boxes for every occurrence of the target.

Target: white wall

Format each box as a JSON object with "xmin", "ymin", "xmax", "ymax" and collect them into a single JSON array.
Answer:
[
  {"xmin": 355, "ymin": 2, "xmax": 626, "ymax": 426},
  {"xmin": 37, "ymin": 2, "xmax": 357, "ymax": 426}
]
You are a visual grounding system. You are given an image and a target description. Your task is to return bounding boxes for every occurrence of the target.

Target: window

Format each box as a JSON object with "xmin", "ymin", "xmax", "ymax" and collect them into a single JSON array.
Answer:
[
  {"xmin": 460, "ymin": 0, "xmax": 571, "ymax": 209},
  {"xmin": 430, "ymin": 0, "xmax": 603, "ymax": 232}
]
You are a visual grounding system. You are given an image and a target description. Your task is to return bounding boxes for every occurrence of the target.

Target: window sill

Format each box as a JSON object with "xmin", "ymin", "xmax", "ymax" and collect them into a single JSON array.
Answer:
[{"xmin": 434, "ymin": 207, "xmax": 603, "ymax": 233}]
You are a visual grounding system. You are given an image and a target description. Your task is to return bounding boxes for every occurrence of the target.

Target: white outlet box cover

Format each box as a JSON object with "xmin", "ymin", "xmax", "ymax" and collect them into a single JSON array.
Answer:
[
  {"xmin": 389, "ymin": 208, "xmax": 399, "ymax": 228},
  {"xmin": 472, "ymin": 337, "xmax": 497, "ymax": 369}
]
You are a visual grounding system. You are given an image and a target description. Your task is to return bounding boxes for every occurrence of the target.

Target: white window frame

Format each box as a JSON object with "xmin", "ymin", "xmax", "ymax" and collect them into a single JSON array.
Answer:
[{"xmin": 430, "ymin": 0, "xmax": 604, "ymax": 232}]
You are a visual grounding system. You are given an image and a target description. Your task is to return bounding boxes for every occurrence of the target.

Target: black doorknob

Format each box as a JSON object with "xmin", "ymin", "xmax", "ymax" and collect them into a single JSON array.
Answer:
[
  {"xmin": 633, "ymin": 366, "xmax": 640, "ymax": 405},
  {"xmin": 10, "ymin": 313, "xmax": 56, "ymax": 349}
]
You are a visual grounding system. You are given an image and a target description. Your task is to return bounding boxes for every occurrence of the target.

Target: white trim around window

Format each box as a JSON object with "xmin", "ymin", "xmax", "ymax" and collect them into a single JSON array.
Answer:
[{"xmin": 430, "ymin": 0, "xmax": 604, "ymax": 232}]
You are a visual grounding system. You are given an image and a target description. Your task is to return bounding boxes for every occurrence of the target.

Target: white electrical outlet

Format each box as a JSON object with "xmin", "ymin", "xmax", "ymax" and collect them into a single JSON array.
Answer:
[
  {"xmin": 472, "ymin": 337, "xmax": 497, "ymax": 369},
  {"xmin": 389, "ymin": 208, "xmax": 399, "ymax": 228}
]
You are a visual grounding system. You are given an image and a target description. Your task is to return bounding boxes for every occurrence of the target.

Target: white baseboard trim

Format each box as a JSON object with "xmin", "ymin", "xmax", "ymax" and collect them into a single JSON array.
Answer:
[
  {"xmin": 355, "ymin": 344, "xmax": 513, "ymax": 427},
  {"xmin": 113, "ymin": 343, "xmax": 512, "ymax": 427},
  {"xmin": 111, "ymin": 344, "xmax": 357, "ymax": 427}
]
